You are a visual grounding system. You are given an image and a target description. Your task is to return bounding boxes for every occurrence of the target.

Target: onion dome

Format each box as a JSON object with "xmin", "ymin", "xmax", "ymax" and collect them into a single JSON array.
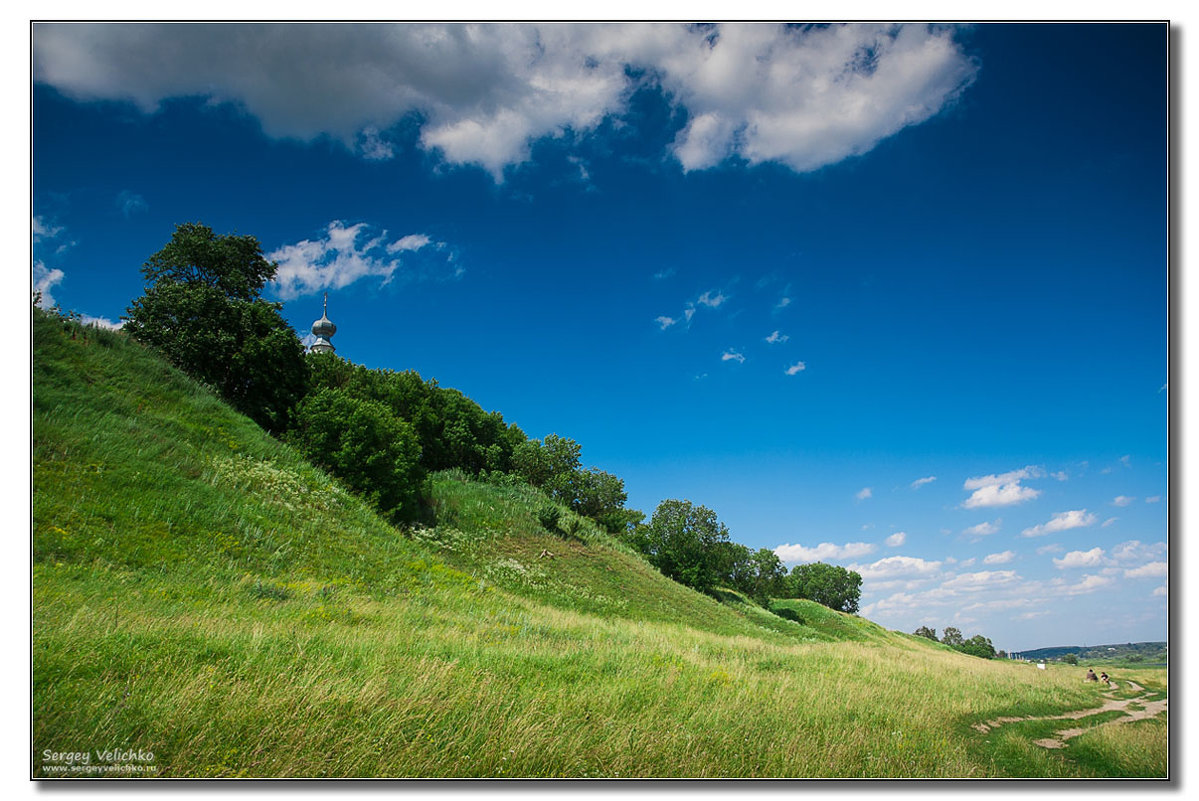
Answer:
[{"xmin": 310, "ymin": 293, "xmax": 336, "ymax": 354}]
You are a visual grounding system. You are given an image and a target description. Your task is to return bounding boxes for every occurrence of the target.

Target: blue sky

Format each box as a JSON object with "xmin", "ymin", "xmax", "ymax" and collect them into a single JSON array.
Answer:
[{"xmin": 31, "ymin": 22, "xmax": 1169, "ymax": 652}]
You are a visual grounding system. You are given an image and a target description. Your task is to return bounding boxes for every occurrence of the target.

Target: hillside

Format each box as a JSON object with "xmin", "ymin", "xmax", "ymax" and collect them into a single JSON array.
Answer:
[{"xmin": 32, "ymin": 309, "xmax": 1167, "ymax": 778}]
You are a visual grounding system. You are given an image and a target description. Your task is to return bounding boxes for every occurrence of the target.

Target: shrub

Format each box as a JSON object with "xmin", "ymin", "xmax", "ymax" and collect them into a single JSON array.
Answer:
[{"xmin": 537, "ymin": 505, "xmax": 562, "ymax": 532}]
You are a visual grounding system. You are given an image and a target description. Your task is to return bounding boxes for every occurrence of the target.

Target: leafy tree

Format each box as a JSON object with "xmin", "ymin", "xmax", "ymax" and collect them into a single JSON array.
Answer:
[
  {"xmin": 960, "ymin": 634, "xmax": 997, "ymax": 660},
  {"xmin": 788, "ymin": 562, "xmax": 863, "ymax": 614},
  {"xmin": 746, "ymin": 548, "xmax": 788, "ymax": 606},
  {"xmin": 123, "ymin": 223, "xmax": 307, "ymax": 433},
  {"xmin": 288, "ymin": 387, "xmax": 424, "ymax": 522},
  {"xmin": 641, "ymin": 499, "xmax": 731, "ymax": 593},
  {"xmin": 572, "ymin": 468, "xmax": 628, "ymax": 522},
  {"xmin": 1062, "ymin": 652, "xmax": 1079, "ymax": 665},
  {"xmin": 940, "ymin": 627, "xmax": 965, "ymax": 647},
  {"xmin": 913, "ymin": 626, "xmax": 938, "ymax": 641}
]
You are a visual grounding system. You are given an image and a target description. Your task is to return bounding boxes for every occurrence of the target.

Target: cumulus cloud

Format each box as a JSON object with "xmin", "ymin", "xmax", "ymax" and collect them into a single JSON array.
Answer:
[
  {"xmin": 1112, "ymin": 495, "xmax": 1135, "ymax": 507},
  {"xmin": 1052, "ymin": 547, "xmax": 1106, "ymax": 569},
  {"xmin": 784, "ymin": 361, "xmax": 807, "ymax": 375},
  {"xmin": 774, "ymin": 541, "xmax": 876, "ymax": 565},
  {"xmin": 849, "ymin": 555, "xmax": 942, "ymax": 580},
  {"xmin": 696, "ymin": 290, "xmax": 728, "ymax": 309},
  {"xmin": 765, "ymin": 330, "xmax": 789, "ymax": 344},
  {"xmin": 910, "ymin": 475, "xmax": 936, "ymax": 490},
  {"xmin": 1052, "ymin": 573, "xmax": 1115, "ymax": 596},
  {"xmin": 961, "ymin": 465, "xmax": 1044, "ymax": 509},
  {"xmin": 855, "ymin": 487, "xmax": 872, "ymax": 501},
  {"xmin": 268, "ymin": 220, "xmax": 450, "ymax": 299},
  {"xmin": 984, "ymin": 550, "xmax": 1015, "ymax": 565},
  {"xmin": 1110, "ymin": 540, "xmax": 1166, "ymax": 563},
  {"xmin": 33, "ymin": 23, "xmax": 977, "ymax": 180},
  {"xmin": 1020, "ymin": 509, "xmax": 1097, "ymax": 538},
  {"xmin": 655, "ymin": 315, "xmax": 678, "ymax": 330},
  {"xmin": 33, "ymin": 261, "xmax": 65, "ymax": 308},
  {"xmin": 962, "ymin": 519, "xmax": 1000, "ymax": 540},
  {"xmin": 885, "ymin": 531, "xmax": 906, "ymax": 547}
]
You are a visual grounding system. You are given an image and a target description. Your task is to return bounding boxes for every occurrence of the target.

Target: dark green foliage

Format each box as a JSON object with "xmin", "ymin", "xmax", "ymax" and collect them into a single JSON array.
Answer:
[
  {"xmin": 774, "ymin": 607, "xmax": 803, "ymax": 624},
  {"xmin": 914, "ymin": 625, "xmax": 938, "ymax": 640},
  {"xmin": 123, "ymin": 223, "xmax": 307, "ymax": 434},
  {"xmin": 1062, "ymin": 653, "xmax": 1080, "ymax": 665},
  {"xmin": 288, "ymin": 387, "xmax": 425, "ymax": 523},
  {"xmin": 306, "ymin": 352, "xmax": 525, "ymax": 477},
  {"xmin": 960, "ymin": 634, "xmax": 997, "ymax": 659},
  {"xmin": 940, "ymin": 626, "xmax": 964, "ymax": 647},
  {"xmin": 537, "ymin": 505, "xmax": 562, "ymax": 532},
  {"xmin": 787, "ymin": 562, "xmax": 862, "ymax": 614},
  {"xmin": 639, "ymin": 499, "xmax": 730, "ymax": 594}
]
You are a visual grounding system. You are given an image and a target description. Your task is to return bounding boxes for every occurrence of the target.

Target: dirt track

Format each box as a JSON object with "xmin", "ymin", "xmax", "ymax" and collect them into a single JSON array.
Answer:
[{"xmin": 971, "ymin": 681, "xmax": 1167, "ymax": 749}]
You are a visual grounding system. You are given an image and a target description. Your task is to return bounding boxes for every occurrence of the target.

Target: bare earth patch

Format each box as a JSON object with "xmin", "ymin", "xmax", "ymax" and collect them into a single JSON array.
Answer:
[{"xmin": 972, "ymin": 682, "xmax": 1167, "ymax": 749}]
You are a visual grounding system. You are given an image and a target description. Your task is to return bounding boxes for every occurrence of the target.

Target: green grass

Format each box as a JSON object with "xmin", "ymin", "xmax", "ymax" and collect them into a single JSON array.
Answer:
[{"xmin": 31, "ymin": 308, "xmax": 1168, "ymax": 778}]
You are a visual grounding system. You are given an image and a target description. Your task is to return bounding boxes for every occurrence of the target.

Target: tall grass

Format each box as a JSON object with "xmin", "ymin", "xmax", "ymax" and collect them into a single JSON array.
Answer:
[{"xmin": 32, "ymin": 308, "xmax": 1167, "ymax": 778}]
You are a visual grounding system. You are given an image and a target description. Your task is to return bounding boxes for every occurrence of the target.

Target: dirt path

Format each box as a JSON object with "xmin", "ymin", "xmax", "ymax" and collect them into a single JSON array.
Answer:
[{"xmin": 971, "ymin": 681, "xmax": 1167, "ymax": 749}]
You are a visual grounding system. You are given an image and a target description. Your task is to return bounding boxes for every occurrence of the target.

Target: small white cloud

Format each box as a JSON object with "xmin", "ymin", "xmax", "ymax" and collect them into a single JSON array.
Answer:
[
  {"xmin": 1112, "ymin": 495, "xmax": 1135, "ymax": 507},
  {"xmin": 775, "ymin": 296, "xmax": 792, "ymax": 311},
  {"xmin": 774, "ymin": 541, "xmax": 876, "ymax": 565},
  {"xmin": 697, "ymin": 290, "xmax": 728, "ymax": 309},
  {"xmin": 885, "ymin": 531, "xmax": 906, "ymax": 547},
  {"xmin": 1021, "ymin": 509, "xmax": 1097, "ymax": 538},
  {"xmin": 721, "ymin": 349, "xmax": 745, "ymax": 363},
  {"xmin": 1145, "ymin": 495, "xmax": 1162, "ymax": 503},
  {"xmin": 962, "ymin": 519, "xmax": 1000, "ymax": 539},
  {"xmin": 33, "ymin": 261, "xmax": 65, "ymax": 308},
  {"xmin": 1124, "ymin": 561, "xmax": 1167, "ymax": 579},
  {"xmin": 1110, "ymin": 540, "xmax": 1167, "ymax": 563},
  {"xmin": 784, "ymin": 361, "xmax": 807, "ymax": 375},
  {"xmin": 1120, "ymin": 455, "xmax": 1132, "ymax": 468},
  {"xmin": 655, "ymin": 316, "xmax": 678, "ymax": 330},
  {"xmin": 910, "ymin": 476, "xmax": 937, "ymax": 490},
  {"xmin": 1054, "ymin": 573, "xmax": 1115, "ymax": 596},
  {"xmin": 855, "ymin": 487, "xmax": 873, "ymax": 501},
  {"xmin": 1053, "ymin": 548, "xmax": 1106, "ymax": 569},
  {"xmin": 269, "ymin": 220, "xmax": 448, "ymax": 299},
  {"xmin": 356, "ymin": 126, "xmax": 394, "ymax": 160},
  {"xmin": 984, "ymin": 550, "xmax": 1015, "ymax": 565},
  {"xmin": 1050, "ymin": 471, "xmax": 1069, "ymax": 481},
  {"xmin": 1036, "ymin": 543, "xmax": 1064, "ymax": 555},
  {"xmin": 1101, "ymin": 517, "xmax": 1118, "ymax": 528},
  {"xmin": 961, "ymin": 465, "xmax": 1044, "ymax": 509},
  {"xmin": 765, "ymin": 330, "xmax": 789, "ymax": 344},
  {"xmin": 80, "ymin": 314, "xmax": 122, "ymax": 330},
  {"xmin": 848, "ymin": 555, "xmax": 942, "ymax": 580},
  {"xmin": 1152, "ymin": 584, "xmax": 1167, "ymax": 596}
]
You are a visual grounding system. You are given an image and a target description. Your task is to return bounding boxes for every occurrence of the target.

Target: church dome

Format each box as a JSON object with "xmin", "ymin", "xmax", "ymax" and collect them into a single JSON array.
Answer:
[{"xmin": 309, "ymin": 294, "xmax": 336, "ymax": 354}]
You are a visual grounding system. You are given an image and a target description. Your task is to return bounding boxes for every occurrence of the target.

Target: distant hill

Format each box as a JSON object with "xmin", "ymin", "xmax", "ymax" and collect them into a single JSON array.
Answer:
[{"xmin": 1012, "ymin": 641, "xmax": 1167, "ymax": 664}]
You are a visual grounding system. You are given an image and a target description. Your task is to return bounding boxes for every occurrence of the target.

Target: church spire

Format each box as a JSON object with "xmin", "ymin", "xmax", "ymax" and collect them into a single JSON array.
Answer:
[{"xmin": 310, "ymin": 292, "xmax": 336, "ymax": 354}]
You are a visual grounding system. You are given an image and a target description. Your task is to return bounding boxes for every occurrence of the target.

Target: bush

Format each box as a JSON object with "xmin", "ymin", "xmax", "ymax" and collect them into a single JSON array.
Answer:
[
  {"xmin": 775, "ymin": 607, "xmax": 804, "ymax": 624},
  {"xmin": 288, "ymin": 387, "xmax": 425, "ymax": 523}
]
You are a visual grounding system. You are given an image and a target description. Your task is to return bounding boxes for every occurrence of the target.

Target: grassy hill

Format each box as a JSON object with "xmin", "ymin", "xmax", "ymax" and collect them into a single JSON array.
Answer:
[{"xmin": 31, "ymin": 309, "xmax": 1167, "ymax": 778}]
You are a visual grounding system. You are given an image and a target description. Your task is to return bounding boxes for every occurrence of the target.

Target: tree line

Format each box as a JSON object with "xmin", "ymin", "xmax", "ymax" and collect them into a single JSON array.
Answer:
[
  {"xmin": 912, "ymin": 626, "xmax": 997, "ymax": 659},
  {"xmin": 117, "ymin": 222, "xmax": 862, "ymax": 614}
]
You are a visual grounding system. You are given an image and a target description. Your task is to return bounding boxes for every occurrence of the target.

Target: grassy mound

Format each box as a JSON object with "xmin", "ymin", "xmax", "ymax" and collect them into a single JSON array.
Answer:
[{"xmin": 32, "ymin": 309, "xmax": 1165, "ymax": 778}]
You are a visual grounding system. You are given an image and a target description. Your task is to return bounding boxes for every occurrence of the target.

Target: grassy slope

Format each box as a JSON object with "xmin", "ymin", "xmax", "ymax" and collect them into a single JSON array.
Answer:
[{"xmin": 31, "ymin": 310, "xmax": 1166, "ymax": 778}]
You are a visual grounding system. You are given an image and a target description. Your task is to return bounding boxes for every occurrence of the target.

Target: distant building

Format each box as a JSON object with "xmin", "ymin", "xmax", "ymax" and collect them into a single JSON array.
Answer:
[{"xmin": 310, "ymin": 293, "xmax": 336, "ymax": 354}]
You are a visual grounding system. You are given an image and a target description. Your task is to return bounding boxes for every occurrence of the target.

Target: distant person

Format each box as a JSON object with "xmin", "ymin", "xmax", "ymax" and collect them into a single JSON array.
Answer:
[
  {"xmin": 1100, "ymin": 672, "xmax": 1110, "ymax": 684},
  {"xmin": 1085, "ymin": 669, "xmax": 1097, "ymax": 682}
]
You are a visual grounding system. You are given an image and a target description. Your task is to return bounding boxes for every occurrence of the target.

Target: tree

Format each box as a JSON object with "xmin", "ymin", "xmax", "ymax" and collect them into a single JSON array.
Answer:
[
  {"xmin": 1062, "ymin": 653, "xmax": 1079, "ymax": 665},
  {"xmin": 788, "ymin": 562, "xmax": 863, "ymax": 613},
  {"xmin": 940, "ymin": 627, "xmax": 964, "ymax": 647},
  {"xmin": 913, "ymin": 626, "xmax": 938, "ymax": 641},
  {"xmin": 288, "ymin": 387, "xmax": 425, "ymax": 522},
  {"xmin": 641, "ymin": 499, "xmax": 730, "ymax": 593},
  {"xmin": 123, "ymin": 223, "xmax": 307, "ymax": 433},
  {"xmin": 960, "ymin": 634, "xmax": 996, "ymax": 660}
]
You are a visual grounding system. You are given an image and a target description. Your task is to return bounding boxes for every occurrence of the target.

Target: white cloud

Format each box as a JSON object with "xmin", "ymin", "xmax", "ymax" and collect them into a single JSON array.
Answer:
[
  {"xmin": 1112, "ymin": 495, "xmax": 1135, "ymax": 507},
  {"xmin": 885, "ymin": 531, "xmax": 906, "ymax": 547},
  {"xmin": 1036, "ymin": 543, "xmax": 1064, "ymax": 555},
  {"xmin": 940, "ymin": 570, "xmax": 1020, "ymax": 592},
  {"xmin": 1145, "ymin": 495, "xmax": 1162, "ymax": 503},
  {"xmin": 849, "ymin": 555, "xmax": 942, "ymax": 580},
  {"xmin": 1021, "ymin": 509, "xmax": 1097, "ymax": 538},
  {"xmin": 116, "ymin": 189, "xmax": 148, "ymax": 217},
  {"xmin": 80, "ymin": 314, "xmax": 122, "ymax": 330},
  {"xmin": 775, "ymin": 296, "xmax": 792, "ymax": 311},
  {"xmin": 774, "ymin": 541, "xmax": 876, "ymax": 565},
  {"xmin": 268, "ymin": 220, "xmax": 447, "ymax": 299},
  {"xmin": 1124, "ymin": 561, "xmax": 1167, "ymax": 579},
  {"xmin": 33, "ymin": 23, "xmax": 976, "ymax": 180},
  {"xmin": 910, "ymin": 475, "xmax": 936, "ymax": 490},
  {"xmin": 1050, "ymin": 470, "xmax": 1069, "ymax": 481},
  {"xmin": 1110, "ymin": 540, "xmax": 1167, "ymax": 563},
  {"xmin": 962, "ymin": 519, "xmax": 1000, "ymax": 539},
  {"xmin": 855, "ymin": 487, "xmax": 872, "ymax": 501},
  {"xmin": 1052, "ymin": 573, "xmax": 1115, "ymax": 596},
  {"xmin": 655, "ymin": 315, "xmax": 678, "ymax": 330},
  {"xmin": 696, "ymin": 290, "xmax": 728, "ymax": 309},
  {"xmin": 720, "ymin": 349, "xmax": 745, "ymax": 363},
  {"xmin": 1052, "ymin": 547, "xmax": 1106, "ymax": 569},
  {"xmin": 1101, "ymin": 517, "xmax": 1119, "ymax": 528},
  {"xmin": 984, "ymin": 550, "xmax": 1015, "ymax": 565},
  {"xmin": 784, "ymin": 361, "xmax": 807, "ymax": 375},
  {"xmin": 1153, "ymin": 584, "xmax": 1167, "ymax": 596},
  {"xmin": 961, "ymin": 465, "xmax": 1044, "ymax": 509},
  {"xmin": 765, "ymin": 330, "xmax": 789, "ymax": 344},
  {"xmin": 33, "ymin": 261, "xmax": 65, "ymax": 308}
]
